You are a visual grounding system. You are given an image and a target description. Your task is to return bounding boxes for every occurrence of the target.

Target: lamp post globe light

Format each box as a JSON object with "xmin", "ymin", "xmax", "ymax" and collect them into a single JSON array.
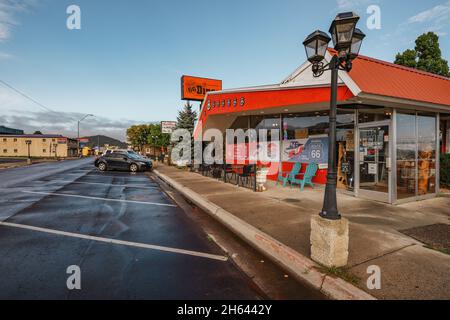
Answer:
[
  {"xmin": 349, "ymin": 28, "xmax": 366, "ymax": 60},
  {"xmin": 303, "ymin": 12, "xmax": 365, "ymax": 222}
]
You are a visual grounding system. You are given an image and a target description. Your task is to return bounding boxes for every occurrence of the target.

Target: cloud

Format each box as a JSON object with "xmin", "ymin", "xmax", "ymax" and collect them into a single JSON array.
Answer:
[
  {"xmin": 1, "ymin": 109, "xmax": 140, "ymax": 142},
  {"xmin": 0, "ymin": 86, "xmax": 141, "ymax": 141},
  {"xmin": 408, "ymin": 1, "xmax": 450, "ymax": 24},
  {"xmin": 407, "ymin": 1, "xmax": 450, "ymax": 34},
  {"xmin": 0, "ymin": 0, "xmax": 36, "ymax": 41},
  {"xmin": 0, "ymin": 51, "xmax": 12, "ymax": 59},
  {"xmin": 336, "ymin": 0, "xmax": 375, "ymax": 11}
]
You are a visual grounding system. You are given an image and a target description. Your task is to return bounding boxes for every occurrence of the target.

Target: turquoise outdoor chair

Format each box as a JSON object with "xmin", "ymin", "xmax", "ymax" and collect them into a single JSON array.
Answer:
[
  {"xmin": 290, "ymin": 163, "xmax": 318, "ymax": 190},
  {"xmin": 277, "ymin": 162, "xmax": 302, "ymax": 187}
]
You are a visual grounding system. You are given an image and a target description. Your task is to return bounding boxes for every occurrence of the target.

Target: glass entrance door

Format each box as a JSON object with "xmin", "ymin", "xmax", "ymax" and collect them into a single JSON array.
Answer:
[{"xmin": 358, "ymin": 123, "xmax": 391, "ymax": 202}]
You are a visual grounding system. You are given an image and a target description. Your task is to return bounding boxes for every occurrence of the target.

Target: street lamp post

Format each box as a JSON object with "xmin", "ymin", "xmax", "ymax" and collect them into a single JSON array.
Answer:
[
  {"xmin": 25, "ymin": 140, "xmax": 32, "ymax": 164},
  {"xmin": 151, "ymin": 135, "xmax": 159, "ymax": 160},
  {"xmin": 77, "ymin": 114, "xmax": 94, "ymax": 156},
  {"xmin": 303, "ymin": 12, "xmax": 365, "ymax": 268},
  {"xmin": 303, "ymin": 12, "xmax": 365, "ymax": 221}
]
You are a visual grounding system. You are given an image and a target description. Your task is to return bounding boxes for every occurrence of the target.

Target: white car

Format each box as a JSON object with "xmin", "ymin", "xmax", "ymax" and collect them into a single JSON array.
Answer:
[{"xmin": 103, "ymin": 149, "xmax": 137, "ymax": 156}]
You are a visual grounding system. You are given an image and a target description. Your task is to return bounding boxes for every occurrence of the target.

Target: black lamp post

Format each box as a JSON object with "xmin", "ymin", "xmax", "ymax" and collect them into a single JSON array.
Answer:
[{"xmin": 303, "ymin": 12, "xmax": 365, "ymax": 220}]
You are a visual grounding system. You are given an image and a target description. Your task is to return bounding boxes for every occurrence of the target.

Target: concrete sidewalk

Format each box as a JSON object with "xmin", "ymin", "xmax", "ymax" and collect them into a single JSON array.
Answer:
[{"xmin": 154, "ymin": 165, "xmax": 450, "ymax": 300}]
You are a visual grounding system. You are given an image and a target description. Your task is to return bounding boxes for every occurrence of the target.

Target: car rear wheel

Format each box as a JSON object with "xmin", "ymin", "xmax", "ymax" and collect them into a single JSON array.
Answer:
[
  {"xmin": 98, "ymin": 162, "xmax": 107, "ymax": 171},
  {"xmin": 130, "ymin": 163, "xmax": 139, "ymax": 173}
]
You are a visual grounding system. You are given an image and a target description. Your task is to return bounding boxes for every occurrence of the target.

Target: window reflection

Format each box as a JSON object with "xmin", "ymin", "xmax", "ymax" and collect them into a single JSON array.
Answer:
[
  {"xmin": 418, "ymin": 113, "xmax": 436, "ymax": 195},
  {"xmin": 396, "ymin": 112, "xmax": 437, "ymax": 199},
  {"xmin": 396, "ymin": 113, "xmax": 416, "ymax": 199}
]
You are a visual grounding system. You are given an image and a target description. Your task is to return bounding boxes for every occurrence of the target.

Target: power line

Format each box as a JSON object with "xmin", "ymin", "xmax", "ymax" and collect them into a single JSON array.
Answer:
[{"xmin": 0, "ymin": 79, "xmax": 77, "ymax": 121}]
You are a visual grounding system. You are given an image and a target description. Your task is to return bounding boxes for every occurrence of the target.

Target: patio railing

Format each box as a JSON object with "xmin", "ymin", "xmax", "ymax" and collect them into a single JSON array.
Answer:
[{"xmin": 198, "ymin": 163, "xmax": 257, "ymax": 192}]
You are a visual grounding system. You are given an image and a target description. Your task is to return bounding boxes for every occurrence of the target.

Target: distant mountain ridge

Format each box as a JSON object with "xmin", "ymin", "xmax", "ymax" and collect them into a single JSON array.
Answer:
[{"xmin": 81, "ymin": 135, "xmax": 128, "ymax": 149}]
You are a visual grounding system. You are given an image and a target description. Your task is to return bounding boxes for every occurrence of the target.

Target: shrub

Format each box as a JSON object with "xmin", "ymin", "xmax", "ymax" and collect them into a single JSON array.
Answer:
[{"xmin": 440, "ymin": 153, "xmax": 450, "ymax": 189}]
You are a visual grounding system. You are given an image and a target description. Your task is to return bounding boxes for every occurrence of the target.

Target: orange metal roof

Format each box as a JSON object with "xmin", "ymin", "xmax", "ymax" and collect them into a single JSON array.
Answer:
[{"xmin": 348, "ymin": 53, "xmax": 450, "ymax": 107}]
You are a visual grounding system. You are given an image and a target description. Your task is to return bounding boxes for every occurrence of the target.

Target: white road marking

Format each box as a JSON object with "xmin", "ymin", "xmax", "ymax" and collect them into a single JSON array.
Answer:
[
  {"xmin": 0, "ymin": 221, "xmax": 228, "ymax": 262},
  {"xmin": 22, "ymin": 191, "xmax": 177, "ymax": 207},
  {"xmin": 81, "ymin": 174, "xmax": 150, "ymax": 179},
  {"xmin": 55, "ymin": 181, "xmax": 159, "ymax": 190}
]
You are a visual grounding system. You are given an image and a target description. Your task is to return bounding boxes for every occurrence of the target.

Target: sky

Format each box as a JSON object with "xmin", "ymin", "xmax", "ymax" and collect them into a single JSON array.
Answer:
[{"xmin": 0, "ymin": 0, "xmax": 449, "ymax": 141}]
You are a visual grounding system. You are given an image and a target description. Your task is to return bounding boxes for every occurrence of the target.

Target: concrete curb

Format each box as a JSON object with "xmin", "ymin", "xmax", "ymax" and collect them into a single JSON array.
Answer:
[{"xmin": 154, "ymin": 169, "xmax": 376, "ymax": 300}]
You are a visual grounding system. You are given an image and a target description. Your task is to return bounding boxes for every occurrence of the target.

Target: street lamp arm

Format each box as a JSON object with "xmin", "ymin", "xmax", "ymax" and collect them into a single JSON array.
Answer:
[
  {"xmin": 79, "ymin": 114, "xmax": 94, "ymax": 122},
  {"xmin": 311, "ymin": 56, "xmax": 352, "ymax": 78}
]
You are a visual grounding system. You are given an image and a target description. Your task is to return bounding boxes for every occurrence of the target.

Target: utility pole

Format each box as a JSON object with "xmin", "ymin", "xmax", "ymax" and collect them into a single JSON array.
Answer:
[
  {"xmin": 77, "ymin": 114, "xmax": 94, "ymax": 156},
  {"xmin": 25, "ymin": 140, "xmax": 32, "ymax": 164}
]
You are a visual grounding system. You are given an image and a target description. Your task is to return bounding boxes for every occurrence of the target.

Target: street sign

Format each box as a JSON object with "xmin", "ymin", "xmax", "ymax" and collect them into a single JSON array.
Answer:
[
  {"xmin": 161, "ymin": 121, "xmax": 177, "ymax": 134},
  {"xmin": 181, "ymin": 75, "xmax": 222, "ymax": 101}
]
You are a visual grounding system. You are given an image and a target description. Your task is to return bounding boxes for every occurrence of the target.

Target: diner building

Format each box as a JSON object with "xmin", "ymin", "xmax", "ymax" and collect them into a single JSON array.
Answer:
[{"xmin": 195, "ymin": 50, "xmax": 450, "ymax": 204}]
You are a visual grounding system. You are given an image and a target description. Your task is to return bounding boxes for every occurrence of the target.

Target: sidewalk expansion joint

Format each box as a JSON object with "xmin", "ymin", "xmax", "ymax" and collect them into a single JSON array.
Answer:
[{"xmin": 348, "ymin": 243, "xmax": 417, "ymax": 268}]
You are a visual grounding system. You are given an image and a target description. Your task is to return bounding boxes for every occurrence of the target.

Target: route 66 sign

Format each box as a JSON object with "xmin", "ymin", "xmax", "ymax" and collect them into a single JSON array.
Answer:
[{"xmin": 299, "ymin": 137, "xmax": 328, "ymax": 164}]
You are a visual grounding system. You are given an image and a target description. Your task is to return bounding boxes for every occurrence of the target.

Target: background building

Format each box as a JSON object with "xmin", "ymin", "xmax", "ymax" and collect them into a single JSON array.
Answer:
[
  {"xmin": 0, "ymin": 134, "xmax": 78, "ymax": 158},
  {"xmin": 0, "ymin": 126, "xmax": 24, "ymax": 135}
]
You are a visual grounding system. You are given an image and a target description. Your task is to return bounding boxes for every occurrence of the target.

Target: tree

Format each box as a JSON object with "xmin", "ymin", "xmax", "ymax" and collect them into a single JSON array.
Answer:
[
  {"xmin": 126, "ymin": 124, "xmax": 151, "ymax": 152},
  {"xmin": 394, "ymin": 49, "xmax": 417, "ymax": 68},
  {"xmin": 126, "ymin": 124, "xmax": 171, "ymax": 152},
  {"xmin": 175, "ymin": 101, "xmax": 198, "ymax": 163},
  {"xmin": 176, "ymin": 101, "xmax": 197, "ymax": 134},
  {"xmin": 33, "ymin": 131, "xmax": 43, "ymax": 135},
  {"xmin": 147, "ymin": 124, "xmax": 170, "ymax": 147},
  {"xmin": 395, "ymin": 32, "xmax": 449, "ymax": 77}
]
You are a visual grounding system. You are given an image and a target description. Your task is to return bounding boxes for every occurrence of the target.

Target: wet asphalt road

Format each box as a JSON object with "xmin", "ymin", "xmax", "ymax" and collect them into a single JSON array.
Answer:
[{"xmin": 0, "ymin": 159, "xmax": 261, "ymax": 299}]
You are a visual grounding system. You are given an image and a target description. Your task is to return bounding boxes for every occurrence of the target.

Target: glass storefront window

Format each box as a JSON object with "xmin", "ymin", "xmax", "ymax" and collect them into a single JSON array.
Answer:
[
  {"xmin": 230, "ymin": 116, "xmax": 249, "ymax": 130},
  {"xmin": 396, "ymin": 113, "xmax": 416, "ymax": 199},
  {"xmin": 359, "ymin": 125, "xmax": 390, "ymax": 194},
  {"xmin": 396, "ymin": 112, "xmax": 437, "ymax": 200},
  {"xmin": 358, "ymin": 108, "xmax": 392, "ymax": 123},
  {"xmin": 282, "ymin": 110, "xmax": 355, "ymax": 191},
  {"xmin": 336, "ymin": 112, "xmax": 355, "ymax": 191},
  {"xmin": 337, "ymin": 127, "xmax": 355, "ymax": 191},
  {"xmin": 439, "ymin": 118, "xmax": 450, "ymax": 155},
  {"xmin": 250, "ymin": 115, "xmax": 281, "ymax": 141},
  {"xmin": 282, "ymin": 112, "xmax": 329, "ymax": 139},
  {"xmin": 282, "ymin": 111, "xmax": 354, "ymax": 140},
  {"xmin": 417, "ymin": 113, "xmax": 436, "ymax": 195}
]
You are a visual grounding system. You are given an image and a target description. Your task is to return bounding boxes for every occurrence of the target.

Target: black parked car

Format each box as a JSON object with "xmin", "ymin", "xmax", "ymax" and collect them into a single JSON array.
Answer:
[{"xmin": 94, "ymin": 152, "xmax": 153, "ymax": 173}]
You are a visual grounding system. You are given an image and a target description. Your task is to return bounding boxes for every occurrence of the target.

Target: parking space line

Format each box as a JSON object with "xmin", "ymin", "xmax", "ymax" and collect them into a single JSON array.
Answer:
[
  {"xmin": 58, "ymin": 181, "xmax": 160, "ymax": 189},
  {"xmin": 0, "ymin": 221, "xmax": 228, "ymax": 262},
  {"xmin": 22, "ymin": 191, "xmax": 177, "ymax": 207},
  {"xmin": 81, "ymin": 174, "xmax": 150, "ymax": 179}
]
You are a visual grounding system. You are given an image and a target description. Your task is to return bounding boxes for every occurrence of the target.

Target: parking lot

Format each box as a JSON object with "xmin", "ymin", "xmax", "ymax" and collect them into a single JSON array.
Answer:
[{"xmin": 0, "ymin": 158, "xmax": 261, "ymax": 299}]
